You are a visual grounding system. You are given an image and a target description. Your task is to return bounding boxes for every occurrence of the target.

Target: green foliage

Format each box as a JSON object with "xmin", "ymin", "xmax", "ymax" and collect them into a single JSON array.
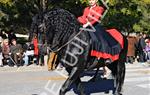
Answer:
[
  {"xmin": 102, "ymin": 0, "xmax": 150, "ymax": 34},
  {"xmin": 0, "ymin": 0, "xmax": 12, "ymax": 5},
  {"xmin": 0, "ymin": 0, "xmax": 40, "ymax": 33},
  {"xmin": 0, "ymin": 0, "xmax": 150, "ymax": 34}
]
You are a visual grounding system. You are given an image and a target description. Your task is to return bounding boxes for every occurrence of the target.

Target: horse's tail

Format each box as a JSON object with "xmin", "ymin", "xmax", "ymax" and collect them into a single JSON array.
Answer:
[{"xmin": 110, "ymin": 35, "xmax": 128, "ymax": 77}]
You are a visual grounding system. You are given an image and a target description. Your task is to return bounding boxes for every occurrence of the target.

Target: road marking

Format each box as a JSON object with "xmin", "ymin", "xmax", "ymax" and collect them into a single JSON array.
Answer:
[
  {"xmin": 126, "ymin": 72, "xmax": 150, "ymax": 77},
  {"xmin": 125, "ymin": 76, "xmax": 150, "ymax": 82},
  {"xmin": 38, "ymin": 76, "xmax": 67, "ymax": 80},
  {"xmin": 126, "ymin": 63, "xmax": 145, "ymax": 67},
  {"xmin": 126, "ymin": 68, "xmax": 150, "ymax": 72},
  {"xmin": 137, "ymin": 83, "xmax": 150, "ymax": 88},
  {"xmin": 0, "ymin": 67, "xmax": 47, "ymax": 73},
  {"xmin": 125, "ymin": 64, "xmax": 150, "ymax": 90}
]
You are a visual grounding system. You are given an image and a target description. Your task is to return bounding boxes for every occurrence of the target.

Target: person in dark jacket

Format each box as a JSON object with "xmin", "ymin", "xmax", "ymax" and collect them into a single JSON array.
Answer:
[
  {"xmin": 8, "ymin": 29, "xmax": 17, "ymax": 45},
  {"xmin": 38, "ymin": 35, "xmax": 47, "ymax": 66},
  {"xmin": 0, "ymin": 30, "xmax": 7, "ymax": 39},
  {"xmin": 10, "ymin": 39, "xmax": 23, "ymax": 67},
  {"xmin": 137, "ymin": 34, "xmax": 146, "ymax": 63}
]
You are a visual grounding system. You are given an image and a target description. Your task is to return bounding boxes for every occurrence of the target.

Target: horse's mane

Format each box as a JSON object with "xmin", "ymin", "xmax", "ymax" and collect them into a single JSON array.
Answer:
[
  {"xmin": 29, "ymin": 13, "xmax": 45, "ymax": 41},
  {"xmin": 44, "ymin": 8, "xmax": 81, "ymax": 48}
]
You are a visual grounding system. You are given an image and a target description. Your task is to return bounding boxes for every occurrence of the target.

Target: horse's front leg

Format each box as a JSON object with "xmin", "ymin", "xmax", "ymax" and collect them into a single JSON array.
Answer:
[{"xmin": 59, "ymin": 67, "xmax": 84, "ymax": 95}]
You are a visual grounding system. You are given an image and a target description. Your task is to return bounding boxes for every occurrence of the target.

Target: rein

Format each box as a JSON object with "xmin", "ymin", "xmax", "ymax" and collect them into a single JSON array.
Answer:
[{"xmin": 48, "ymin": 29, "xmax": 83, "ymax": 53}]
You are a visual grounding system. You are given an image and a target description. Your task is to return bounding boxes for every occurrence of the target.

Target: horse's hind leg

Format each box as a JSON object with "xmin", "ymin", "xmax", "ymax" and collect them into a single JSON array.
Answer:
[
  {"xmin": 59, "ymin": 67, "xmax": 84, "ymax": 95},
  {"xmin": 75, "ymin": 77, "xmax": 85, "ymax": 95},
  {"xmin": 114, "ymin": 61, "xmax": 125, "ymax": 95},
  {"xmin": 113, "ymin": 37, "xmax": 127, "ymax": 95}
]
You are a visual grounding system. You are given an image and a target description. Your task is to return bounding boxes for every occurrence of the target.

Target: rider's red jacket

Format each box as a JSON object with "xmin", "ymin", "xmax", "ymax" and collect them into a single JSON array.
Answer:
[{"xmin": 78, "ymin": 5, "xmax": 104, "ymax": 25}]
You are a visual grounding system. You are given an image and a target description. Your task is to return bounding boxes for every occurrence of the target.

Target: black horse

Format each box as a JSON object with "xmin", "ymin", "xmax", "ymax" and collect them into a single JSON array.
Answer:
[{"xmin": 30, "ymin": 8, "xmax": 128, "ymax": 95}]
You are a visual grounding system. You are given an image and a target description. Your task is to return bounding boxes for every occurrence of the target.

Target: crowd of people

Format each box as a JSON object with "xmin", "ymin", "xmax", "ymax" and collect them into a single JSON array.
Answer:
[
  {"xmin": 0, "ymin": 30, "xmax": 48, "ymax": 67},
  {"xmin": 126, "ymin": 33, "xmax": 150, "ymax": 64},
  {"xmin": 0, "ymin": 29, "xmax": 150, "ymax": 68}
]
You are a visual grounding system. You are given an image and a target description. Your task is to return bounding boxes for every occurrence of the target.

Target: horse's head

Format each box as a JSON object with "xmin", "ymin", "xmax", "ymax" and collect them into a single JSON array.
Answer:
[
  {"xmin": 30, "ymin": 8, "xmax": 80, "ymax": 52},
  {"xmin": 29, "ymin": 13, "xmax": 46, "ymax": 41}
]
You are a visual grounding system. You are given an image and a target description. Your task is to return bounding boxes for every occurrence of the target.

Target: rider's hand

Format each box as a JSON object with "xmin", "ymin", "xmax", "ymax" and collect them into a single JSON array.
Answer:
[{"xmin": 83, "ymin": 21, "xmax": 90, "ymax": 28}]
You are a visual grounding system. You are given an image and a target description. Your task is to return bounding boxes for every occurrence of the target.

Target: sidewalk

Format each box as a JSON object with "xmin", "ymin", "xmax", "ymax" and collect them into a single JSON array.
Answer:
[
  {"xmin": 0, "ymin": 55, "xmax": 49, "ymax": 73},
  {"xmin": 1, "ymin": 60, "xmax": 149, "ymax": 73}
]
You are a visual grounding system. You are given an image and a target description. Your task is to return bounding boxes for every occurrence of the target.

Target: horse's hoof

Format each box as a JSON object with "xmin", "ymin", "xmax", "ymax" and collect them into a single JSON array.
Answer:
[
  {"xmin": 104, "ymin": 90, "xmax": 109, "ymax": 94},
  {"xmin": 113, "ymin": 93, "xmax": 122, "ymax": 95},
  {"xmin": 59, "ymin": 89, "xmax": 65, "ymax": 95},
  {"xmin": 103, "ymin": 77, "xmax": 107, "ymax": 80}
]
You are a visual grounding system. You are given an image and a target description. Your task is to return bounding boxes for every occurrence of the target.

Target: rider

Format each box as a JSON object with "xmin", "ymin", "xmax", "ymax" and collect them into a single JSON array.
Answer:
[{"xmin": 78, "ymin": 0, "xmax": 122, "ymax": 64}]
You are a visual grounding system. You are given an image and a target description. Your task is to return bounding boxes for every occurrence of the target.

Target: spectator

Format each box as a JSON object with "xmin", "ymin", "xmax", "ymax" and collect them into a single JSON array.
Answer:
[
  {"xmin": 0, "ymin": 37, "xmax": 3, "ymax": 67},
  {"xmin": 22, "ymin": 42, "xmax": 34, "ymax": 66},
  {"xmin": 10, "ymin": 39, "xmax": 23, "ymax": 67},
  {"xmin": 8, "ymin": 29, "xmax": 17, "ymax": 45},
  {"xmin": 23, "ymin": 50, "xmax": 29, "ymax": 66},
  {"xmin": 1, "ymin": 39, "xmax": 11, "ymax": 66},
  {"xmin": 0, "ymin": 30, "xmax": 7, "ymax": 39},
  {"xmin": 32, "ymin": 33, "xmax": 39, "ymax": 65},
  {"xmin": 126, "ymin": 35, "xmax": 138, "ymax": 64},
  {"xmin": 137, "ymin": 34, "xmax": 146, "ymax": 63},
  {"xmin": 39, "ymin": 40, "xmax": 47, "ymax": 66},
  {"xmin": 144, "ymin": 39, "xmax": 150, "ymax": 61},
  {"xmin": 22, "ymin": 42, "xmax": 29, "ymax": 66}
]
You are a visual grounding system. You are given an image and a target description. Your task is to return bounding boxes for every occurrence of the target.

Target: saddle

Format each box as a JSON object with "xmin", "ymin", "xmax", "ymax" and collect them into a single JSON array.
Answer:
[
  {"xmin": 90, "ymin": 28, "xmax": 124, "ymax": 62},
  {"xmin": 106, "ymin": 29, "xmax": 124, "ymax": 49}
]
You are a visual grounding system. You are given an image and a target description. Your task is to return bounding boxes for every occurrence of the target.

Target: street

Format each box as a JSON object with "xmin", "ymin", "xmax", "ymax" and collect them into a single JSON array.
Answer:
[{"xmin": 0, "ymin": 63, "xmax": 150, "ymax": 95}]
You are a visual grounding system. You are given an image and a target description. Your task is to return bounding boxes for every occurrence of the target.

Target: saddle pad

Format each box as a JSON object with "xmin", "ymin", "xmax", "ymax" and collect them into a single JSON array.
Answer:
[{"xmin": 106, "ymin": 29, "xmax": 124, "ymax": 49}]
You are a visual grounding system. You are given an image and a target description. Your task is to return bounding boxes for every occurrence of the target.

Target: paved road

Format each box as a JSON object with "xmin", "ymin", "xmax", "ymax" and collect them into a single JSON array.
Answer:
[
  {"xmin": 0, "ymin": 63, "xmax": 149, "ymax": 95},
  {"xmin": 124, "ymin": 63, "xmax": 150, "ymax": 95}
]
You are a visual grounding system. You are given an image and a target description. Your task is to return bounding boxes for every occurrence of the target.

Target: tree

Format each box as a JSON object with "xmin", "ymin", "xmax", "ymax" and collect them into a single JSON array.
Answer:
[
  {"xmin": 133, "ymin": 0, "xmax": 150, "ymax": 34},
  {"xmin": 0, "ymin": 0, "xmax": 150, "ymax": 34},
  {"xmin": 0, "ymin": 0, "xmax": 41, "ymax": 33},
  {"xmin": 102, "ymin": 0, "xmax": 150, "ymax": 34}
]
